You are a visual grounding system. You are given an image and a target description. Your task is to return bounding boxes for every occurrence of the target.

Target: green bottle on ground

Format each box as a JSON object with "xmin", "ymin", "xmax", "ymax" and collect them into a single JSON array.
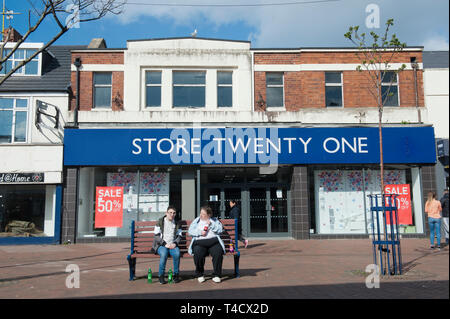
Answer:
[
  {"xmin": 147, "ymin": 268, "xmax": 152, "ymax": 283},
  {"xmin": 168, "ymin": 268, "xmax": 173, "ymax": 284}
]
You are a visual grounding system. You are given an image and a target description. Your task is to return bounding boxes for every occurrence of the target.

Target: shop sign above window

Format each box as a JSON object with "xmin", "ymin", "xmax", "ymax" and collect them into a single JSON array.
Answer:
[
  {"xmin": 0, "ymin": 173, "xmax": 44, "ymax": 184},
  {"xmin": 63, "ymin": 127, "xmax": 437, "ymax": 166}
]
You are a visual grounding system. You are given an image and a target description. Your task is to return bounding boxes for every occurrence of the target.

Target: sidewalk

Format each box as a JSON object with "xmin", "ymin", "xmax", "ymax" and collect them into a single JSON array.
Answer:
[{"xmin": 0, "ymin": 238, "xmax": 448, "ymax": 299}]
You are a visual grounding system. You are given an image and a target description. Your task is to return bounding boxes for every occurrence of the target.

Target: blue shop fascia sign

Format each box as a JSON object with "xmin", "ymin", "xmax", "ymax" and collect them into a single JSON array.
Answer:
[{"xmin": 64, "ymin": 127, "xmax": 436, "ymax": 166}]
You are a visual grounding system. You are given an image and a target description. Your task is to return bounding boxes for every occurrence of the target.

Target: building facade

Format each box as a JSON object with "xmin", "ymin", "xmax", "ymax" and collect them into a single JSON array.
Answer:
[
  {"xmin": 423, "ymin": 51, "xmax": 449, "ymax": 199},
  {"xmin": 0, "ymin": 31, "xmax": 79, "ymax": 243},
  {"xmin": 61, "ymin": 37, "xmax": 436, "ymax": 244}
]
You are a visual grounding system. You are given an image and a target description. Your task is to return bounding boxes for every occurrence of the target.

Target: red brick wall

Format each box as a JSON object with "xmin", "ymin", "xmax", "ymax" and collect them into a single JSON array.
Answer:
[
  {"xmin": 71, "ymin": 52, "xmax": 124, "ymax": 65},
  {"xmin": 254, "ymin": 50, "xmax": 424, "ymax": 110},
  {"xmin": 70, "ymin": 52, "xmax": 124, "ymax": 111}
]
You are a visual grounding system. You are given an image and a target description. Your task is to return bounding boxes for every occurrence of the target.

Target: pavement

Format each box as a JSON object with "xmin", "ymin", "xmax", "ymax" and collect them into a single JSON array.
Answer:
[{"xmin": 0, "ymin": 238, "xmax": 448, "ymax": 299}]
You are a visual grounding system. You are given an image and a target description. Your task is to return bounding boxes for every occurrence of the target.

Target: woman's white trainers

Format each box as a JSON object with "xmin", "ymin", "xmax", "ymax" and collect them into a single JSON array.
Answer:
[
  {"xmin": 212, "ymin": 276, "xmax": 221, "ymax": 283},
  {"xmin": 197, "ymin": 276, "xmax": 205, "ymax": 283}
]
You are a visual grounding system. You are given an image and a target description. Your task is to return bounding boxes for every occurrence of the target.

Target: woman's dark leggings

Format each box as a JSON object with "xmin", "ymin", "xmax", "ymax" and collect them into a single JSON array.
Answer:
[{"xmin": 192, "ymin": 237, "xmax": 224, "ymax": 277}]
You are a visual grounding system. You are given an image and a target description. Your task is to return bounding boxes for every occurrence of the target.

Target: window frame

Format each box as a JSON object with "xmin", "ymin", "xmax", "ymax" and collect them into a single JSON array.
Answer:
[
  {"xmin": 266, "ymin": 72, "xmax": 285, "ymax": 108},
  {"xmin": 0, "ymin": 96, "xmax": 29, "ymax": 144},
  {"xmin": 217, "ymin": 71, "xmax": 233, "ymax": 108},
  {"xmin": 325, "ymin": 71, "xmax": 344, "ymax": 108},
  {"xmin": 381, "ymin": 71, "xmax": 400, "ymax": 107},
  {"xmin": 172, "ymin": 70, "xmax": 206, "ymax": 108},
  {"xmin": 93, "ymin": 72, "xmax": 113, "ymax": 109},
  {"xmin": 1, "ymin": 47, "xmax": 42, "ymax": 76},
  {"xmin": 144, "ymin": 70, "xmax": 162, "ymax": 108}
]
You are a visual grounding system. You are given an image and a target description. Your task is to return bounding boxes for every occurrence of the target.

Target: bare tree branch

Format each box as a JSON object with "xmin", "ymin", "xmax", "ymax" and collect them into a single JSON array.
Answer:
[{"xmin": 0, "ymin": 0, "xmax": 126, "ymax": 86}]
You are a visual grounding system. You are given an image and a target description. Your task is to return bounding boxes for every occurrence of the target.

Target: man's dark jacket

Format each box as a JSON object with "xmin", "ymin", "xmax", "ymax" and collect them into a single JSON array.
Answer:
[
  {"xmin": 441, "ymin": 192, "xmax": 449, "ymax": 218},
  {"xmin": 151, "ymin": 216, "xmax": 182, "ymax": 254}
]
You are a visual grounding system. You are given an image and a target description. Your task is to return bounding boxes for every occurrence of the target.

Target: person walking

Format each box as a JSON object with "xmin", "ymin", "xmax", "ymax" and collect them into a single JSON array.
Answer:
[
  {"xmin": 440, "ymin": 189, "xmax": 449, "ymax": 246},
  {"xmin": 152, "ymin": 205, "xmax": 182, "ymax": 284},
  {"xmin": 188, "ymin": 206, "xmax": 225, "ymax": 283},
  {"xmin": 229, "ymin": 200, "xmax": 248, "ymax": 248},
  {"xmin": 425, "ymin": 192, "xmax": 442, "ymax": 250}
]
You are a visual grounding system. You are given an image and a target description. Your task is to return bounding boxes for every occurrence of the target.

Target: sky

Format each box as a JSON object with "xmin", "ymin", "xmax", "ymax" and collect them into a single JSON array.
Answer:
[{"xmin": 5, "ymin": 0, "xmax": 449, "ymax": 50}]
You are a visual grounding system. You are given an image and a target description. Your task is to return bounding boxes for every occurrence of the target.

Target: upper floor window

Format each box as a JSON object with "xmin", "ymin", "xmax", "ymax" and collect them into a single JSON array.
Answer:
[
  {"xmin": 173, "ymin": 71, "xmax": 205, "ymax": 108},
  {"xmin": 381, "ymin": 71, "xmax": 399, "ymax": 106},
  {"xmin": 217, "ymin": 71, "xmax": 232, "ymax": 107},
  {"xmin": 145, "ymin": 71, "xmax": 162, "ymax": 107},
  {"xmin": 1, "ymin": 48, "xmax": 40, "ymax": 75},
  {"xmin": 325, "ymin": 72, "xmax": 343, "ymax": 107},
  {"xmin": 93, "ymin": 72, "xmax": 112, "ymax": 108},
  {"xmin": 266, "ymin": 73, "xmax": 284, "ymax": 107},
  {"xmin": 0, "ymin": 97, "xmax": 28, "ymax": 144}
]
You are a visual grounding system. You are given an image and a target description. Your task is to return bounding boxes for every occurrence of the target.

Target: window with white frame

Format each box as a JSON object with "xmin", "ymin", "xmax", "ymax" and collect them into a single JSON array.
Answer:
[
  {"xmin": 381, "ymin": 71, "xmax": 399, "ymax": 106},
  {"xmin": 0, "ymin": 97, "xmax": 28, "ymax": 143},
  {"xmin": 266, "ymin": 72, "xmax": 284, "ymax": 107},
  {"xmin": 217, "ymin": 71, "xmax": 232, "ymax": 107},
  {"xmin": 145, "ymin": 71, "xmax": 162, "ymax": 107},
  {"xmin": 325, "ymin": 72, "xmax": 343, "ymax": 107},
  {"xmin": 173, "ymin": 71, "xmax": 206, "ymax": 108},
  {"xmin": 1, "ymin": 48, "xmax": 40, "ymax": 75},
  {"xmin": 93, "ymin": 72, "xmax": 112, "ymax": 108}
]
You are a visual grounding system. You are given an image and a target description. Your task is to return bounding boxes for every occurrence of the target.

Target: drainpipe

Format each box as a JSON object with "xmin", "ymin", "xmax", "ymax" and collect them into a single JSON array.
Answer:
[
  {"xmin": 73, "ymin": 57, "xmax": 82, "ymax": 128},
  {"xmin": 411, "ymin": 57, "xmax": 421, "ymax": 123}
]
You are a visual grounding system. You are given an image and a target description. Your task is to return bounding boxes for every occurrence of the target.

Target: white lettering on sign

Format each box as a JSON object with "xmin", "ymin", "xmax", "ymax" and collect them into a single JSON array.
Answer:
[
  {"xmin": 324, "ymin": 137, "xmax": 369, "ymax": 154},
  {"xmin": 385, "ymin": 186, "xmax": 409, "ymax": 195},
  {"xmin": 132, "ymin": 138, "xmax": 142, "ymax": 155},
  {"xmin": 130, "ymin": 132, "xmax": 371, "ymax": 163},
  {"xmin": 157, "ymin": 138, "xmax": 174, "ymax": 154},
  {"xmin": 299, "ymin": 137, "xmax": 312, "ymax": 153}
]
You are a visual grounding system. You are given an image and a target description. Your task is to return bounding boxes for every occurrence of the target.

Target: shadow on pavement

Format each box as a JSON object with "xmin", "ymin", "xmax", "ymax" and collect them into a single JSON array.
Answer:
[
  {"xmin": 403, "ymin": 248, "xmax": 448, "ymax": 273},
  {"xmin": 80, "ymin": 280, "xmax": 449, "ymax": 299},
  {"xmin": 133, "ymin": 268, "xmax": 270, "ymax": 282},
  {"xmin": 0, "ymin": 263, "xmax": 127, "ymax": 283},
  {"xmin": 0, "ymin": 251, "xmax": 124, "ymax": 270}
]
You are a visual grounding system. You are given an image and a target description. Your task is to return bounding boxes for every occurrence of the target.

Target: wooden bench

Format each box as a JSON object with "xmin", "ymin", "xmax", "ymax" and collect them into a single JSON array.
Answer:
[{"xmin": 126, "ymin": 218, "xmax": 241, "ymax": 281}]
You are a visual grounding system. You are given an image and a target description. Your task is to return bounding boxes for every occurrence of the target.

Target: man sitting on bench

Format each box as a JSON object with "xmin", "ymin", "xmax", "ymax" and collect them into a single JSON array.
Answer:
[{"xmin": 152, "ymin": 205, "xmax": 182, "ymax": 284}]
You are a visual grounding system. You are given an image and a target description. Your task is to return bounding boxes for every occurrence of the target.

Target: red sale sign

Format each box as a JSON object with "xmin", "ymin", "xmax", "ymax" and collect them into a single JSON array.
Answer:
[
  {"xmin": 95, "ymin": 187, "xmax": 124, "ymax": 228},
  {"xmin": 384, "ymin": 184, "xmax": 412, "ymax": 225}
]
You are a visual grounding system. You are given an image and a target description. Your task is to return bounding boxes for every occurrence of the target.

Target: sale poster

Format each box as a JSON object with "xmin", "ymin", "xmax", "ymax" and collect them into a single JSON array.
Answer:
[
  {"xmin": 95, "ymin": 187, "xmax": 124, "ymax": 228},
  {"xmin": 384, "ymin": 184, "xmax": 412, "ymax": 225}
]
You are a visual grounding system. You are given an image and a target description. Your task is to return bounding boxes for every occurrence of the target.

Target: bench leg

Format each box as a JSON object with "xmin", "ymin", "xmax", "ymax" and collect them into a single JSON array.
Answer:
[
  {"xmin": 127, "ymin": 255, "xmax": 136, "ymax": 281},
  {"xmin": 234, "ymin": 253, "xmax": 240, "ymax": 278}
]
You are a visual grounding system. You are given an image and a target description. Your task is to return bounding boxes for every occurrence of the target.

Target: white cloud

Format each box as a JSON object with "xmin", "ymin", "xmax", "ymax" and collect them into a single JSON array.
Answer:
[
  {"xmin": 423, "ymin": 35, "xmax": 449, "ymax": 51},
  {"xmin": 113, "ymin": 0, "xmax": 449, "ymax": 49}
]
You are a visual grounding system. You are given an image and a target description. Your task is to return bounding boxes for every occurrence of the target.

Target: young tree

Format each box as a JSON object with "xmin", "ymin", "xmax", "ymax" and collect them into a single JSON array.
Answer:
[
  {"xmin": 0, "ymin": 0, "xmax": 126, "ymax": 86},
  {"xmin": 344, "ymin": 18, "xmax": 407, "ymax": 193}
]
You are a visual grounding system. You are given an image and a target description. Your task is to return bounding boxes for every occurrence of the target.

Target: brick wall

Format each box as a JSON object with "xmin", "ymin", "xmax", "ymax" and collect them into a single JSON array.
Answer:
[
  {"xmin": 254, "ymin": 50, "xmax": 424, "ymax": 110},
  {"xmin": 70, "ymin": 52, "xmax": 124, "ymax": 111},
  {"xmin": 71, "ymin": 52, "xmax": 124, "ymax": 65}
]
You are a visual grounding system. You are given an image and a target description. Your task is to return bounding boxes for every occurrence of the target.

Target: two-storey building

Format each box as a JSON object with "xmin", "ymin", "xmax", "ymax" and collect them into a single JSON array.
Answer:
[
  {"xmin": 62, "ymin": 37, "xmax": 436, "ymax": 244},
  {"xmin": 0, "ymin": 29, "xmax": 80, "ymax": 244}
]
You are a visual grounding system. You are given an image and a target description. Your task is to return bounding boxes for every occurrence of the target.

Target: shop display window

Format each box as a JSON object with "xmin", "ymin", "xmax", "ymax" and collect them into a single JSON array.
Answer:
[
  {"xmin": 313, "ymin": 167, "xmax": 421, "ymax": 235},
  {"xmin": 77, "ymin": 167, "xmax": 181, "ymax": 238},
  {"xmin": 0, "ymin": 185, "xmax": 55, "ymax": 237}
]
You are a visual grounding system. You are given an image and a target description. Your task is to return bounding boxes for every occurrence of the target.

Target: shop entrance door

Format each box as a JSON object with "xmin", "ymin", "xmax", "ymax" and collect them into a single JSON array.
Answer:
[
  {"xmin": 203, "ymin": 187, "xmax": 242, "ymax": 219},
  {"xmin": 248, "ymin": 186, "xmax": 289, "ymax": 236},
  {"xmin": 202, "ymin": 185, "xmax": 290, "ymax": 237}
]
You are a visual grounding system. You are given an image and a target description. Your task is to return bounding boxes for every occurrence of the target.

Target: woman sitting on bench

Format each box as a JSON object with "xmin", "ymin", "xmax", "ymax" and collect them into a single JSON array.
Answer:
[{"xmin": 188, "ymin": 206, "xmax": 225, "ymax": 283}]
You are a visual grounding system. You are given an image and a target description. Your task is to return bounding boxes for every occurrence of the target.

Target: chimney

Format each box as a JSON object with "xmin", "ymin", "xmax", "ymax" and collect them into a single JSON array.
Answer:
[
  {"xmin": 2, "ymin": 27, "xmax": 23, "ymax": 42},
  {"xmin": 87, "ymin": 38, "xmax": 107, "ymax": 49}
]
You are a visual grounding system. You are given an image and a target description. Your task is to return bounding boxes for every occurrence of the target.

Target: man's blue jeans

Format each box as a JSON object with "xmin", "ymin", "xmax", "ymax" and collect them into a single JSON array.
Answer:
[
  {"xmin": 157, "ymin": 246, "xmax": 180, "ymax": 276},
  {"xmin": 428, "ymin": 217, "xmax": 441, "ymax": 247}
]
